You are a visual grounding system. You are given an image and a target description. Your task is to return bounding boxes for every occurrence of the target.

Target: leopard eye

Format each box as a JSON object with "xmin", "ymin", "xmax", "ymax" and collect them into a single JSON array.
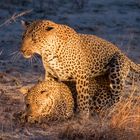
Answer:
[
  {"xmin": 40, "ymin": 90, "xmax": 47, "ymax": 94},
  {"xmin": 45, "ymin": 26, "xmax": 53, "ymax": 31},
  {"xmin": 26, "ymin": 104, "xmax": 30, "ymax": 108}
]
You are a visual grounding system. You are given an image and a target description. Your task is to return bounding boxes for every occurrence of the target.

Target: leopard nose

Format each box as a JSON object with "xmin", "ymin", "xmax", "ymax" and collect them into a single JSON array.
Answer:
[
  {"xmin": 21, "ymin": 49, "xmax": 25, "ymax": 54},
  {"xmin": 21, "ymin": 48, "xmax": 30, "ymax": 55},
  {"xmin": 20, "ymin": 47, "xmax": 26, "ymax": 54}
]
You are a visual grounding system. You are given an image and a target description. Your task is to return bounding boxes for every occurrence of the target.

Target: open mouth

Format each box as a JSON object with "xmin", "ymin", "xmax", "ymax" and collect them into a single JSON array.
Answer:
[
  {"xmin": 23, "ymin": 54, "xmax": 32, "ymax": 58},
  {"xmin": 22, "ymin": 52, "xmax": 33, "ymax": 59}
]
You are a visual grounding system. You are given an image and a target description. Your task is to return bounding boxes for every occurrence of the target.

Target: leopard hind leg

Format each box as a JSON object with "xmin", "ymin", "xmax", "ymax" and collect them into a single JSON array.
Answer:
[{"xmin": 108, "ymin": 53, "xmax": 130, "ymax": 103}]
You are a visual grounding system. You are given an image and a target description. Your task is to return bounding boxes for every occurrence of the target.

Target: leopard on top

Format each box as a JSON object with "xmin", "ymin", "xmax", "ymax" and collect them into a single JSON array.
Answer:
[{"xmin": 20, "ymin": 20, "xmax": 140, "ymax": 116}]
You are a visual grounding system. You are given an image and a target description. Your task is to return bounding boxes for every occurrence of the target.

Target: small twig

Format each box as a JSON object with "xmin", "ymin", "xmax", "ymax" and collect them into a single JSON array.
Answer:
[
  {"xmin": 0, "ymin": 9, "xmax": 32, "ymax": 28},
  {"xmin": 0, "ymin": 49, "xmax": 3, "ymax": 55}
]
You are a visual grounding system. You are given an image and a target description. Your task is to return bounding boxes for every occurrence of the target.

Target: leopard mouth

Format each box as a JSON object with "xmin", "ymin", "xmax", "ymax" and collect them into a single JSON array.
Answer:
[
  {"xmin": 22, "ymin": 52, "xmax": 33, "ymax": 59},
  {"xmin": 23, "ymin": 54, "xmax": 32, "ymax": 58}
]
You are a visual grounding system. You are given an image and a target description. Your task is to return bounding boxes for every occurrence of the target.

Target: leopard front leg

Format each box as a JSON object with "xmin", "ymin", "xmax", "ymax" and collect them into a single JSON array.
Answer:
[
  {"xmin": 76, "ymin": 77, "xmax": 91, "ymax": 118},
  {"xmin": 44, "ymin": 65, "xmax": 58, "ymax": 81},
  {"xmin": 44, "ymin": 71, "xmax": 56, "ymax": 81}
]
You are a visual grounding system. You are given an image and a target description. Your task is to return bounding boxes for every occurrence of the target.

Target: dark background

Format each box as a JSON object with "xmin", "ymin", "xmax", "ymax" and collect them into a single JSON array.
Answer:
[{"xmin": 0, "ymin": 0, "xmax": 140, "ymax": 61}]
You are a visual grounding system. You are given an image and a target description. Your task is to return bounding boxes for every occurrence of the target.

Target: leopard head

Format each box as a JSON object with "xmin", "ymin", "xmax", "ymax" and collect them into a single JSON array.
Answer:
[{"xmin": 20, "ymin": 20, "xmax": 78, "ymax": 59}]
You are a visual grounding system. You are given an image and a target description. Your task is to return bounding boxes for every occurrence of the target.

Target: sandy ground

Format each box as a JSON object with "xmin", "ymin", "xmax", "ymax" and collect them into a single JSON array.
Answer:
[{"xmin": 0, "ymin": 0, "xmax": 140, "ymax": 139}]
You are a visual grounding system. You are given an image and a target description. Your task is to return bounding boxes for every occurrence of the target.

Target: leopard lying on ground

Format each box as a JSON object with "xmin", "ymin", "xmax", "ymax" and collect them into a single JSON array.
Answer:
[
  {"xmin": 20, "ymin": 20, "xmax": 140, "ymax": 116},
  {"xmin": 20, "ymin": 80, "xmax": 74, "ymax": 123},
  {"xmin": 19, "ymin": 75, "xmax": 112, "ymax": 123}
]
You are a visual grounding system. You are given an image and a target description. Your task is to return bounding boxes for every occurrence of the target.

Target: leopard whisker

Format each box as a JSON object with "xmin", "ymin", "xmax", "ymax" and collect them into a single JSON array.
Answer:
[
  {"xmin": 11, "ymin": 52, "xmax": 18, "ymax": 62},
  {"xmin": 10, "ymin": 50, "xmax": 19, "ymax": 56},
  {"xmin": 11, "ymin": 51, "xmax": 21, "ymax": 62},
  {"xmin": 31, "ymin": 57, "xmax": 33, "ymax": 67},
  {"xmin": 32, "ymin": 55, "xmax": 37, "ymax": 62},
  {"xmin": 34, "ymin": 55, "xmax": 42, "ymax": 65},
  {"xmin": 29, "ymin": 58, "xmax": 32, "ymax": 67}
]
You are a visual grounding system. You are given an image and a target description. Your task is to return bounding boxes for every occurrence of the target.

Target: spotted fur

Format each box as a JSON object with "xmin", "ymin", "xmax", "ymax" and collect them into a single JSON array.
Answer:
[
  {"xmin": 23, "ymin": 81, "xmax": 74, "ymax": 123},
  {"xmin": 21, "ymin": 75, "xmax": 114, "ymax": 123},
  {"xmin": 20, "ymin": 20, "xmax": 140, "ymax": 116}
]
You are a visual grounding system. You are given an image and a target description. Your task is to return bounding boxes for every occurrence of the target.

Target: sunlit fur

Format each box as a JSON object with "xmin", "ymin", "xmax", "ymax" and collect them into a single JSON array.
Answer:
[{"xmin": 20, "ymin": 20, "xmax": 140, "ymax": 116}]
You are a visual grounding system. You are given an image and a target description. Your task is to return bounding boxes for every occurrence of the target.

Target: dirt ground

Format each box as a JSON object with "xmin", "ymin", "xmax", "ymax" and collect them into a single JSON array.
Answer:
[{"xmin": 0, "ymin": 0, "xmax": 140, "ymax": 139}]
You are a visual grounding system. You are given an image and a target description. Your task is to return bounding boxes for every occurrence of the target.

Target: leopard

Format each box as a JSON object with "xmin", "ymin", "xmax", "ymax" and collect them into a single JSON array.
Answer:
[
  {"xmin": 65, "ymin": 74, "xmax": 114, "ymax": 114},
  {"xmin": 20, "ymin": 20, "xmax": 140, "ymax": 117},
  {"xmin": 20, "ymin": 80, "xmax": 74, "ymax": 123},
  {"xmin": 19, "ymin": 75, "xmax": 113, "ymax": 123}
]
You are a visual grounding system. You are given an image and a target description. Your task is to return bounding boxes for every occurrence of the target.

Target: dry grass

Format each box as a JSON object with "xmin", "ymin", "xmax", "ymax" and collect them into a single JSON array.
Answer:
[
  {"xmin": 0, "ymin": 69, "xmax": 139, "ymax": 140},
  {"xmin": 106, "ymin": 95, "xmax": 140, "ymax": 140},
  {"xmin": 110, "ymin": 96, "xmax": 140, "ymax": 130},
  {"xmin": 58, "ymin": 93, "xmax": 140, "ymax": 140}
]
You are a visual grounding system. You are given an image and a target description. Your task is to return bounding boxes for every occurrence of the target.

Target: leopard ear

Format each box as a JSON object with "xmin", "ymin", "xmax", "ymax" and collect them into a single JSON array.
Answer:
[
  {"xmin": 21, "ymin": 20, "xmax": 31, "ymax": 29},
  {"xmin": 19, "ymin": 86, "xmax": 29, "ymax": 94}
]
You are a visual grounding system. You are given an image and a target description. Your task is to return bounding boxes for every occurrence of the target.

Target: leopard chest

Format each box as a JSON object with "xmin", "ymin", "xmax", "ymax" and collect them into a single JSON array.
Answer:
[{"xmin": 42, "ymin": 54, "xmax": 72, "ymax": 81}]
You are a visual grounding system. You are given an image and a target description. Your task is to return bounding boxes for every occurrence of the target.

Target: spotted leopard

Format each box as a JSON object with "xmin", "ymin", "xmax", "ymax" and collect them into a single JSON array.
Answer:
[
  {"xmin": 21, "ymin": 80, "xmax": 74, "ymax": 123},
  {"xmin": 20, "ymin": 20, "xmax": 140, "ymax": 116},
  {"xmin": 19, "ymin": 75, "xmax": 113, "ymax": 123}
]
